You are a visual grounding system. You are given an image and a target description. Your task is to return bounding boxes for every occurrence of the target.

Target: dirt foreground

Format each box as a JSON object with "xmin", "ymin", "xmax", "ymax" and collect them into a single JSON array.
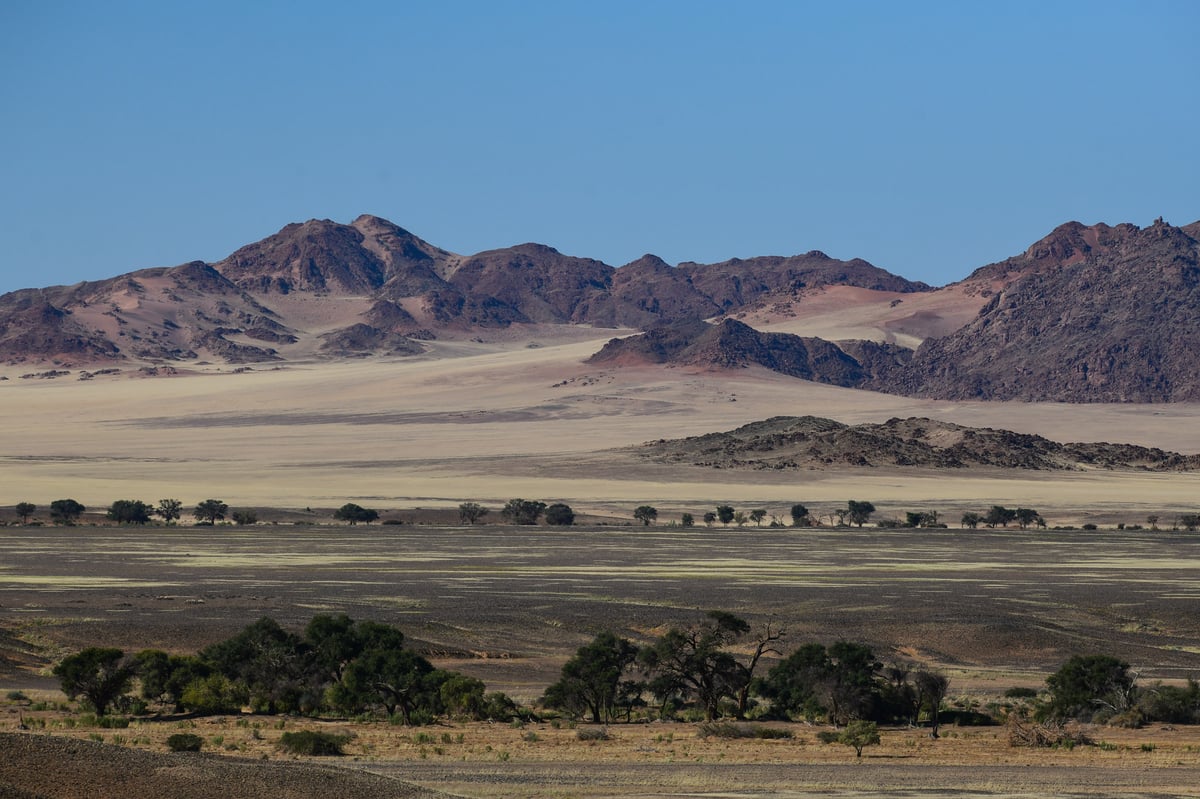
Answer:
[{"xmin": 4, "ymin": 720, "xmax": 1200, "ymax": 799}]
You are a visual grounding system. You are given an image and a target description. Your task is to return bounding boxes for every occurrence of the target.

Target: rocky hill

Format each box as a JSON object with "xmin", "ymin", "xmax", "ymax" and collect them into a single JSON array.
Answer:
[
  {"xmin": 0, "ymin": 215, "xmax": 928, "ymax": 366},
  {"xmin": 587, "ymin": 317, "xmax": 906, "ymax": 387},
  {"xmin": 876, "ymin": 218, "xmax": 1200, "ymax": 401},
  {"xmin": 4, "ymin": 214, "xmax": 1200, "ymax": 405},
  {"xmin": 639, "ymin": 415, "xmax": 1200, "ymax": 471}
]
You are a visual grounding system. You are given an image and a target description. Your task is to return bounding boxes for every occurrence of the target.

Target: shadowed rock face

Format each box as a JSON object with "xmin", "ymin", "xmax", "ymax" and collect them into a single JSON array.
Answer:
[
  {"xmin": 587, "ymin": 318, "xmax": 875, "ymax": 387},
  {"xmin": 877, "ymin": 219, "xmax": 1200, "ymax": 402}
]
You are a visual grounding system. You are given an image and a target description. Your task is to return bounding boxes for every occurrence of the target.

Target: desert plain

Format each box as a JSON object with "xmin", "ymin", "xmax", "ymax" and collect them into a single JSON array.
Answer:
[{"xmin": 3, "ymin": 319, "xmax": 1200, "ymax": 797}]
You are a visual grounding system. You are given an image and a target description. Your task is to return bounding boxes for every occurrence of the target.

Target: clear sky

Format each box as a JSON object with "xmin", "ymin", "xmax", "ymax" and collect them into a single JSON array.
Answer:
[{"xmin": 1, "ymin": 1, "xmax": 1196, "ymax": 294}]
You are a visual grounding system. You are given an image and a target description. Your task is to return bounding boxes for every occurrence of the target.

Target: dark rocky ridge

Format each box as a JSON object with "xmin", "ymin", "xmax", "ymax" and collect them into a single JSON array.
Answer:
[
  {"xmin": 876, "ymin": 219, "xmax": 1200, "ymax": 401},
  {"xmin": 587, "ymin": 318, "xmax": 889, "ymax": 388},
  {"xmin": 640, "ymin": 415, "xmax": 1200, "ymax": 471}
]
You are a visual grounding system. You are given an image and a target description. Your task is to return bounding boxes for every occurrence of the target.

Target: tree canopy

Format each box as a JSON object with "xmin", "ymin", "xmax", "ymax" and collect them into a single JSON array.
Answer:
[
  {"xmin": 14, "ymin": 502, "xmax": 35, "ymax": 524},
  {"xmin": 155, "ymin": 498, "xmax": 183, "ymax": 523},
  {"xmin": 633, "ymin": 505, "xmax": 658, "ymax": 526},
  {"xmin": 543, "ymin": 631, "xmax": 640, "ymax": 723},
  {"xmin": 846, "ymin": 500, "xmax": 876, "ymax": 527},
  {"xmin": 545, "ymin": 503, "xmax": 575, "ymax": 526},
  {"xmin": 333, "ymin": 503, "xmax": 379, "ymax": 525},
  {"xmin": 458, "ymin": 502, "xmax": 488, "ymax": 524},
  {"xmin": 1041, "ymin": 654, "xmax": 1137, "ymax": 722},
  {"xmin": 53, "ymin": 647, "xmax": 136, "ymax": 716},
  {"xmin": 107, "ymin": 499, "xmax": 153, "ymax": 525},
  {"xmin": 193, "ymin": 499, "xmax": 228, "ymax": 525},
  {"xmin": 49, "ymin": 498, "xmax": 85, "ymax": 525},
  {"xmin": 501, "ymin": 499, "xmax": 546, "ymax": 525},
  {"xmin": 639, "ymin": 611, "xmax": 753, "ymax": 721}
]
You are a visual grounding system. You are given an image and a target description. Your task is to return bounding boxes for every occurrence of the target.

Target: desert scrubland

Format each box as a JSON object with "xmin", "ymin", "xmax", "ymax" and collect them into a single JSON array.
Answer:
[{"xmin": 4, "ymin": 332, "xmax": 1200, "ymax": 797}]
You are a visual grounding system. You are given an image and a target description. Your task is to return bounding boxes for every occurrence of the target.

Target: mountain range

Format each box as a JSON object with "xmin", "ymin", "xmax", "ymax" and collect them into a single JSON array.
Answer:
[{"xmin": 2, "ymin": 213, "xmax": 1198, "ymax": 402}]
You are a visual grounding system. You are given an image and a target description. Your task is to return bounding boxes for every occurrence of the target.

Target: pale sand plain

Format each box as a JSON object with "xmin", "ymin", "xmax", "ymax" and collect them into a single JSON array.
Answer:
[{"xmin": 2, "ymin": 325, "xmax": 1199, "ymax": 522}]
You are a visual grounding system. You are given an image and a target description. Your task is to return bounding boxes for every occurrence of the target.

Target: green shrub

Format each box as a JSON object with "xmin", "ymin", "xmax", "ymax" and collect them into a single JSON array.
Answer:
[
  {"xmin": 278, "ymin": 730, "xmax": 351, "ymax": 756},
  {"xmin": 167, "ymin": 733, "xmax": 204, "ymax": 752}
]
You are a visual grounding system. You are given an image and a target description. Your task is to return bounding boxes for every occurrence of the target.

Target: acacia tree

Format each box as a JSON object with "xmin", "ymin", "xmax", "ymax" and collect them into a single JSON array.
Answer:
[
  {"xmin": 790, "ymin": 504, "xmax": 809, "ymax": 526},
  {"xmin": 53, "ymin": 647, "xmax": 136, "ymax": 716},
  {"xmin": 334, "ymin": 503, "xmax": 379, "ymax": 525},
  {"xmin": 458, "ymin": 502, "xmax": 488, "ymax": 524},
  {"xmin": 984, "ymin": 505, "xmax": 1016, "ymax": 528},
  {"xmin": 193, "ymin": 499, "xmax": 228, "ymax": 525},
  {"xmin": 155, "ymin": 499, "xmax": 183, "ymax": 524},
  {"xmin": 501, "ymin": 499, "xmax": 546, "ymax": 525},
  {"xmin": 639, "ymin": 611, "xmax": 765, "ymax": 721},
  {"xmin": 1014, "ymin": 508, "xmax": 1043, "ymax": 530},
  {"xmin": 715, "ymin": 505, "xmax": 735, "ymax": 526},
  {"xmin": 749, "ymin": 509, "xmax": 767, "ymax": 527},
  {"xmin": 960, "ymin": 511, "xmax": 982, "ymax": 529},
  {"xmin": 50, "ymin": 499, "xmax": 85, "ymax": 525},
  {"xmin": 847, "ymin": 501, "xmax": 876, "ymax": 527},
  {"xmin": 14, "ymin": 502, "xmax": 35, "ymax": 524},
  {"xmin": 200, "ymin": 616, "xmax": 317, "ymax": 714},
  {"xmin": 107, "ymin": 499, "xmax": 153, "ymax": 525},
  {"xmin": 543, "ymin": 631, "xmax": 640, "ymax": 723},
  {"xmin": 544, "ymin": 503, "xmax": 575, "ymax": 526},
  {"xmin": 633, "ymin": 505, "xmax": 658, "ymax": 526},
  {"xmin": 703, "ymin": 511, "xmax": 717, "ymax": 527},
  {"xmin": 334, "ymin": 648, "xmax": 445, "ymax": 723},
  {"xmin": 232, "ymin": 509, "xmax": 258, "ymax": 526},
  {"xmin": 1041, "ymin": 654, "xmax": 1138, "ymax": 722}
]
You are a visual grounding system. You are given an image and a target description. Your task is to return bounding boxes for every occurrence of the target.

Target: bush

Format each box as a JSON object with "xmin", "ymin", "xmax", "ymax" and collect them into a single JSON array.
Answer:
[
  {"xmin": 166, "ymin": 733, "xmax": 204, "ymax": 752},
  {"xmin": 697, "ymin": 722, "xmax": 793, "ymax": 740},
  {"xmin": 576, "ymin": 727, "xmax": 609, "ymax": 741},
  {"xmin": 278, "ymin": 730, "xmax": 351, "ymax": 756}
]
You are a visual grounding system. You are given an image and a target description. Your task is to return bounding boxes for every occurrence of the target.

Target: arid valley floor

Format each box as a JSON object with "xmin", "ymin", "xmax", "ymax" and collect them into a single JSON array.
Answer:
[{"xmin": 3, "ymin": 328, "xmax": 1200, "ymax": 797}]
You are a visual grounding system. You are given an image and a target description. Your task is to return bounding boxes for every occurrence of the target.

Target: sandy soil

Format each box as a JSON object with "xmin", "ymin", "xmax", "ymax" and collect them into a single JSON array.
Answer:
[
  {"xmin": 5, "ymin": 720, "xmax": 1200, "ymax": 799},
  {"xmin": 2, "ymin": 338, "xmax": 1200, "ymax": 519}
]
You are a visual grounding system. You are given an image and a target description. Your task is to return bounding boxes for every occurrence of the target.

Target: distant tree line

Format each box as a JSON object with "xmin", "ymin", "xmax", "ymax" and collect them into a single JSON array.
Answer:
[{"xmin": 13, "ymin": 498, "xmax": 1200, "ymax": 533}]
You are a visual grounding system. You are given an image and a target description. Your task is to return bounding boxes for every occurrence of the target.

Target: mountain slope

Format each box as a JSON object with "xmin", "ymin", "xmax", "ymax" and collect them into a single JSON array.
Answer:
[
  {"xmin": 0, "ymin": 215, "xmax": 928, "ymax": 366},
  {"xmin": 878, "ymin": 218, "xmax": 1200, "ymax": 401}
]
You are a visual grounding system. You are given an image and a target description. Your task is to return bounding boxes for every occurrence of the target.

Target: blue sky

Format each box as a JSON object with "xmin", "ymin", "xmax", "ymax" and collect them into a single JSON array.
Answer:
[{"xmin": 1, "ymin": 1, "xmax": 1196, "ymax": 294}]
